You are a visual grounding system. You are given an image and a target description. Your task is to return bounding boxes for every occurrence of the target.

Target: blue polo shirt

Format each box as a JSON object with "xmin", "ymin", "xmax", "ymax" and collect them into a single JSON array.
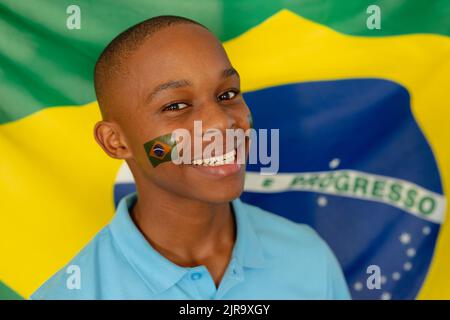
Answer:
[{"xmin": 31, "ymin": 192, "xmax": 350, "ymax": 300}]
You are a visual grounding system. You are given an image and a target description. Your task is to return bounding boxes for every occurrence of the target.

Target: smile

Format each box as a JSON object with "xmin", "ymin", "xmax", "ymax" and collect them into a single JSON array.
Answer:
[{"xmin": 192, "ymin": 149, "xmax": 236, "ymax": 166}]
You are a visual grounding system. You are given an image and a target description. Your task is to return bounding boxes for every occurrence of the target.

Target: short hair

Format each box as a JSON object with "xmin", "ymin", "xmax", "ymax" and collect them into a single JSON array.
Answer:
[{"xmin": 94, "ymin": 15, "xmax": 209, "ymax": 119}]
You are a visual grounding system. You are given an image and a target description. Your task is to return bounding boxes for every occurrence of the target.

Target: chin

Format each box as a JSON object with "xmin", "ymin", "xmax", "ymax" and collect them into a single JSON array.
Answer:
[
  {"xmin": 181, "ymin": 162, "xmax": 247, "ymax": 203},
  {"xmin": 191, "ymin": 179, "xmax": 245, "ymax": 204}
]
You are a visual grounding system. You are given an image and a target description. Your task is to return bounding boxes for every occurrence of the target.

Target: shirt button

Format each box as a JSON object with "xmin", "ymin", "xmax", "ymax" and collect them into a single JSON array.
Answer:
[{"xmin": 190, "ymin": 272, "xmax": 202, "ymax": 280}]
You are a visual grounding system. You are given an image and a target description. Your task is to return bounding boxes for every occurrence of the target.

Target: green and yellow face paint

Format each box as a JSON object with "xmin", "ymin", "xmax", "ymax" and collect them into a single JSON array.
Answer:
[{"xmin": 143, "ymin": 133, "xmax": 179, "ymax": 168}]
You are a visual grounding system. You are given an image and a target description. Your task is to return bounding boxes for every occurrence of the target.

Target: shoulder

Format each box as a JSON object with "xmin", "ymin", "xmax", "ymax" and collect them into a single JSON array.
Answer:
[
  {"xmin": 238, "ymin": 199, "xmax": 326, "ymax": 251},
  {"xmin": 30, "ymin": 226, "xmax": 118, "ymax": 300},
  {"xmin": 238, "ymin": 199, "xmax": 351, "ymax": 299}
]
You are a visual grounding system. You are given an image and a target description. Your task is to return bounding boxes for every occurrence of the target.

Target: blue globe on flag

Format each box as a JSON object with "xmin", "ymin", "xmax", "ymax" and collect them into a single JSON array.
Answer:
[{"xmin": 113, "ymin": 78, "xmax": 444, "ymax": 300}]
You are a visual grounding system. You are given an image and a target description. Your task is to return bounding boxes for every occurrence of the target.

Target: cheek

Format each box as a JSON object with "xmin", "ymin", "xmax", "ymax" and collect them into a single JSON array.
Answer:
[
  {"xmin": 132, "ymin": 119, "xmax": 179, "ymax": 169},
  {"xmin": 119, "ymin": 116, "xmax": 152, "ymax": 157},
  {"xmin": 147, "ymin": 163, "xmax": 186, "ymax": 190},
  {"xmin": 130, "ymin": 136, "xmax": 152, "ymax": 167}
]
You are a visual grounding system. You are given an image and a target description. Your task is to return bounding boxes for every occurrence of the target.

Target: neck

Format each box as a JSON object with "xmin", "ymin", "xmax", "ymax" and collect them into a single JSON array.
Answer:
[{"xmin": 130, "ymin": 177, "xmax": 236, "ymax": 268}]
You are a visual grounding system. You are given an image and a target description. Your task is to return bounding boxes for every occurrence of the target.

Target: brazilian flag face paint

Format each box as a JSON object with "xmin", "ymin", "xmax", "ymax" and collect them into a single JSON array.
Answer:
[{"xmin": 143, "ymin": 133, "xmax": 179, "ymax": 167}]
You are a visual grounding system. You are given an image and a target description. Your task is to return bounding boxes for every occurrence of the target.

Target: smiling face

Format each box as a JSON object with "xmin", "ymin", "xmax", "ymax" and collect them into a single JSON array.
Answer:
[{"xmin": 94, "ymin": 23, "xmax": 251, "ymax": 203}]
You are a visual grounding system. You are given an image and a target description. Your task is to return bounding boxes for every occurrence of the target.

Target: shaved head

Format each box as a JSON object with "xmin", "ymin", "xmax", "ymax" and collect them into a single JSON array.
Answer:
[
  {"xmin": 93, "ymin": 13, "xmax": 250, "ymax": 204},
  {"xmin": 94, "ymin": 15, "xmax": 209, "ymax": 119}
]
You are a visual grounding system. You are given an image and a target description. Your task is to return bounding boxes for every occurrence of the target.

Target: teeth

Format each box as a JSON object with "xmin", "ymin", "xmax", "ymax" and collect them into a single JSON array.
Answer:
[{"xmin": 192, "ymin": 149, "xmax": 236, "ymax": 166}]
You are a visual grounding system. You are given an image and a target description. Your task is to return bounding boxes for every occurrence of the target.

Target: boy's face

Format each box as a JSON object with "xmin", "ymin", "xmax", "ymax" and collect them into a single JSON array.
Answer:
[{"xmin": 102, "ymin": 24, "xmax": 251, "ymax": 203}]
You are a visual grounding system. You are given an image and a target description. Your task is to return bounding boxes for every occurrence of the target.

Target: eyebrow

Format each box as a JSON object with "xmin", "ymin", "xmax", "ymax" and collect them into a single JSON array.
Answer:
[{"xmin": 146, "ymin": 67, "xmax": 240, "ymax": 103}]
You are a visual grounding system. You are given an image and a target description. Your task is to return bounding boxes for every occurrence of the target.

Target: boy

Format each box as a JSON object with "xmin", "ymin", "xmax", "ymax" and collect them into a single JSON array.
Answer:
[{"xmin": 31, "ymin": 15, "xmax": 350, "ymax": 300}]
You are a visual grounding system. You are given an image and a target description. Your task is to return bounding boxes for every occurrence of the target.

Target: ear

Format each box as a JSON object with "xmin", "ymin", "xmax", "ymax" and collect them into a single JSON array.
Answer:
[{"xmin": 93, "ymin": 121, "xmax": 132, "ymax": 159}]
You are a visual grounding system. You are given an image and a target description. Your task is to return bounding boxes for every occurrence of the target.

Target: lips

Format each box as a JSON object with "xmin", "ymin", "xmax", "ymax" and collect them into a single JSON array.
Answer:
[{"xmin": 186, "ymin": 148, "xmax": 245, "ymax": 178}]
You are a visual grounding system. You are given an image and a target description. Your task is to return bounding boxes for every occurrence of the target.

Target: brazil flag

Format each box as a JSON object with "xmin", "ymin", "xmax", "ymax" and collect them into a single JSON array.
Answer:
[{"xmin": 1, "ymin": 1, "xmax": 449, "ymax": 300}]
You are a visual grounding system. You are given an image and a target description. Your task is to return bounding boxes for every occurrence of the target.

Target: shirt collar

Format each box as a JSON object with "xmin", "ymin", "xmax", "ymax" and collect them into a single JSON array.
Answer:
[{"xmin": 109, "ymin": 192, "xmax": 268, "ymax": 294}]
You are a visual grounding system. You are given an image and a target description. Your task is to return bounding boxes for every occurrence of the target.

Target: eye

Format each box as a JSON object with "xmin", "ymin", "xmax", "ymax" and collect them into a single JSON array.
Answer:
[
  {"xmin": 218, "ymin": 89, "xmax": 240, "ymax": 101},
  {"xmin": 162, "ymin": 102, "xmax": 190, "ymax": 112}
]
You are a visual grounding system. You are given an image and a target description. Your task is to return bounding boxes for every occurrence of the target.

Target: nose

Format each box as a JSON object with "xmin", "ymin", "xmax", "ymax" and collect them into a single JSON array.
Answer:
[
  {"xmin": 198, "ymin": 101, "xmax": 237, "ymax": 136},
  {"xmin": 191, "ymin": 101, "xmax": 238, "ymax": 158}
]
